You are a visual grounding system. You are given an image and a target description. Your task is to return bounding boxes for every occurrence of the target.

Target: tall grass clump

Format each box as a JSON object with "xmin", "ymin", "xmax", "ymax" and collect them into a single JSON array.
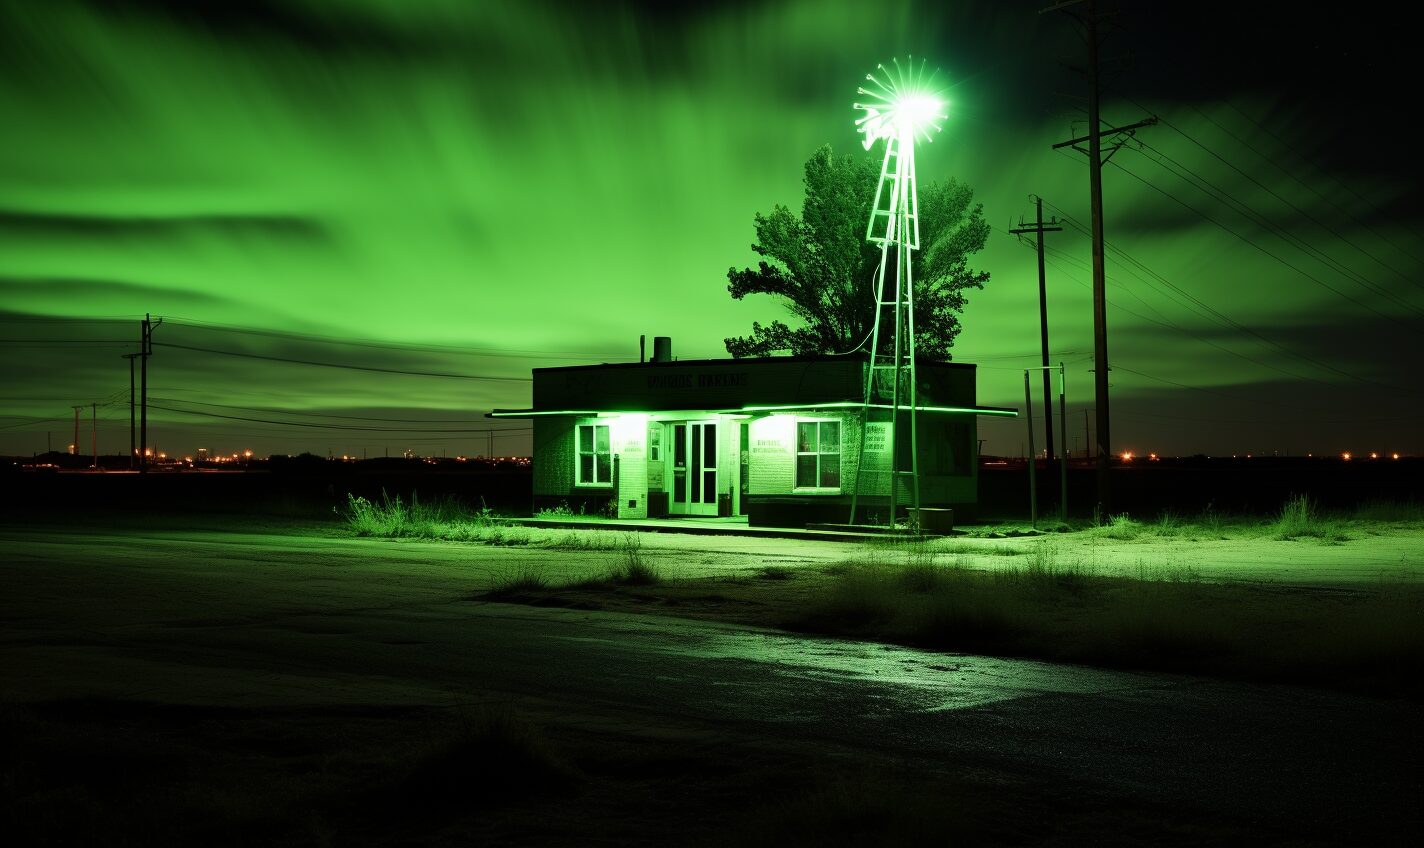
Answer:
[
  {"xmin": 1149, "ymin": 510, "xmax": 1182, "ymax": 537},
  {"xmin": 1016, "ymin": 542, "xmax": 1092, "ymax": 593},
  {"xmin": 612, "ymin": 534, "xmax": 660, "ymax": 585},
  {"xmin": 1272, "ymin": 493, "xmax": 1315, "ymax": 539},
  {"xmin": 344, "ymin": 490, "xmax": 494, "ymax": 538},
  {"xmin": 1271, "ymin": 494, "xmax": 1352, "ymax": 543},
  {"xmin": 899, "ymin": 542, "xmax": 943, "ymax": 591},
  {"xmin": 486, "ymin": 566, "xmax": 550, "ymax": 598},
  {"xmin": 1198, "ymin": 502, "xmax": 1226, "ymax": 539},
  {"xmin": 1093, "ymin": 514, "xmax": 1142, "ymax": 541}
]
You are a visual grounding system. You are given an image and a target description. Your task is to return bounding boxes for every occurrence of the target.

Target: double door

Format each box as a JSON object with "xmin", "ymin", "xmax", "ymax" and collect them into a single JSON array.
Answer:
[{"xmin": 669, "ymin": 421, "xmax": 718, "ymax": 516}]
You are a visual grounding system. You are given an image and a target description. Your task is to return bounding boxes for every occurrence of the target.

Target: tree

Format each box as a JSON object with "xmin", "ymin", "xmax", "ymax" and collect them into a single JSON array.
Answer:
[{"xmin": 724, "ymin": 145, "xmax": 990, "ymax": 359}]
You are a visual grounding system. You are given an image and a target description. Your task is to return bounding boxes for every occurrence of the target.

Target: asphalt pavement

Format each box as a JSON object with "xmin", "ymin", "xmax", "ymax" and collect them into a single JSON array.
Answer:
[{"xmin": 3, "ymin": 524, "xmax": 1420, "ymax": 844}]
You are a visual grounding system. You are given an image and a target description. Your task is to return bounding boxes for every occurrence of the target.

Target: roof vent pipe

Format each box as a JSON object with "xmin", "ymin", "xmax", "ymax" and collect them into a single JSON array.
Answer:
[
  {"xmin": 652, "ymin": 336, "xmax": 672, "ymax": 363},
  {"xmin": 640, "ymin": 334, "xmax": 646, "ymax": 363}
]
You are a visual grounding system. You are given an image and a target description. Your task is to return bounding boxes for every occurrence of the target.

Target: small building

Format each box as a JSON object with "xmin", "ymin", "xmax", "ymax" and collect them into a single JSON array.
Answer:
[{"xmin": 491, "ymin": 345, "xmax": 1014, "ymax": 528}]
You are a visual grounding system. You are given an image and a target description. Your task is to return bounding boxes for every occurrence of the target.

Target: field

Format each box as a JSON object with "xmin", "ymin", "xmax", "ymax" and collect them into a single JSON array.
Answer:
[{"xmin": 343, "ymin": 493, "xmax": 1424, "ymax": 696}]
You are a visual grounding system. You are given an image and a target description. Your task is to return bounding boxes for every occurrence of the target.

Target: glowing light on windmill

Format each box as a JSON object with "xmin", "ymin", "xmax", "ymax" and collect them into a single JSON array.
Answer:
[{"xmin": 854, "ymin": 57, "xmax": 947, "ymax": 150}]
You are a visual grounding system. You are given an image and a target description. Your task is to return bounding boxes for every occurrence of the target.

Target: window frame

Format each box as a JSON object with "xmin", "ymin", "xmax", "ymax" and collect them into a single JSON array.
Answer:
[
  {"xmin": 574, "ymin": 422, "xmax": 613, "ymax": 487},
  {"xmin": 792, "ymin": 417, "xmax": 842, "ymax": 493}
]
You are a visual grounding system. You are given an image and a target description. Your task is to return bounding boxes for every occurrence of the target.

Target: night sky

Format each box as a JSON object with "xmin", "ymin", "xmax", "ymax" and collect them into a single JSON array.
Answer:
[{"xmin": 3, "ymin": 0, "xmax": 1420, "ymax": 459}]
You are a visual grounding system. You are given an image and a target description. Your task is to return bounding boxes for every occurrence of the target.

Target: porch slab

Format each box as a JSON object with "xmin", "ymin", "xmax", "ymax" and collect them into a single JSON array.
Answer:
[{"xmin": 501, "ymin": 515, "xmax": 928, "ymax": 543}]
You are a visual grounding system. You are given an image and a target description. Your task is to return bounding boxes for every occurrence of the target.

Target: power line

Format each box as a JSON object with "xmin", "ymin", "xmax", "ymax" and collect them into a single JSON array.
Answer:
[
  {"xmin": 0, "ymin": 339, "xmax": 137, "ymax": 344},
  {"xmin": 998, "ymin": 222, "xmax": 1402, "ymax": 417},
  {"xmin": 1218, "ymin": 100, "xmax": 1424, "ymax": 270},
  {"xmin": 1039, "ymin": 198, "xmax": 1416, "ymax": 395},
  {"xmin": 1107, "ymin": 406, "xmax": 1421, "ymax": 426},
  {"xmin": 1138, "ymin": 99, "xmax": 1424, "ymax": 295},
  {"xmin": 1036, "ymin": 234, "xmax": 1329, "ymax": 387},
  {"xmin": 147, "ymin": 403, "xmax": 529, "ymax": 433},
  {"xmin": 150, "ymin": 342, "xmax": 531, "ymax": 381},
  {"xmin": 147, "ymin": 395, "xmax": 497, "ymax": 424},
  {"xmin": 159, "ymin": 316, "xmax": 624, "ymax": 361},
  {"xmin": 1103, "ymin": 155, "xmax": 1414, "ymax": 330},
  {"xmin": 3, "ymin": 313, "xmax": 632, "ymax": 361},
  {"xmin": 0, "ymin": 315, "xmax": 140, "ymax": 323},
  {"xmin": 1036, "ymin": 249, "xmax": 1322, "ymax": 389},
  {"xmin": 170, "ymin": 427, "xmax": 531, "ymax": 446},
  {"xmin": 0, "ymin": 415, "xmax": 71, "ymax": 431},
  {"xmin": 1129, "ymin": 137, "xmax": 1423, "ymax": 317},
  {"xmin": 1032, "ymin": 247, "xmax": 1378, "ymax": 414}
]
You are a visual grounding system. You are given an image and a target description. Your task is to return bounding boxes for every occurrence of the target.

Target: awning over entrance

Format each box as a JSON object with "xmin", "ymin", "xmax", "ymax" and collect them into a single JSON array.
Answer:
[{"xmin": 489, "ymin": 402, "xmax": 1016, "ymax": 418}]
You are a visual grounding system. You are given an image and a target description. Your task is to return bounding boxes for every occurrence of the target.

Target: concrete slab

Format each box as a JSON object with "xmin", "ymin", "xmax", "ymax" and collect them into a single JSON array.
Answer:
[{"xmin": 503, "ymin": 515, "xmax": 905, "ymax": 543}]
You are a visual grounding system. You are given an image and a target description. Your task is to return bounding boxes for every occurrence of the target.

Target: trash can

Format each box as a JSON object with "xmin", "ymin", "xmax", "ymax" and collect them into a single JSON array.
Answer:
[
  {"xmin": 718, "ymin": 493, "xmax": 733, "ymax": 517},
  {"xmin": 914, "ymin": 507, "xmax": 954, "ymax": 534}
]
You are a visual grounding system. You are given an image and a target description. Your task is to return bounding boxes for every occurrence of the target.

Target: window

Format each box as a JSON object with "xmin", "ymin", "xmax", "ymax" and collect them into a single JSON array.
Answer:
[
  {"xmin": 576, "ymin": 424, "xmax": 611, "ymax": 486},
  {"xmin": 795, "ymin": 420, "xmax": 841, "ymax": 490},
  {"xmin": 648, "ymin": 423, "xmax": 661, "ymax": 462}
]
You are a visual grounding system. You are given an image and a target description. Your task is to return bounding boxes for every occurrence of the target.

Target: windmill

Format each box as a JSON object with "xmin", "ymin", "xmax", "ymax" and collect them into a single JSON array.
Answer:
[{"xmin": 847, "ymin": 57, "xmax": 947, "ymax": 531}]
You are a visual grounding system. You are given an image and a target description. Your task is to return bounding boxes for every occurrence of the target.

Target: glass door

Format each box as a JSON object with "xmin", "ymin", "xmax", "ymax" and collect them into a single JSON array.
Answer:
[{"xmin": 668, "ymin": 421, "xmax": 717, "ymax": 516}]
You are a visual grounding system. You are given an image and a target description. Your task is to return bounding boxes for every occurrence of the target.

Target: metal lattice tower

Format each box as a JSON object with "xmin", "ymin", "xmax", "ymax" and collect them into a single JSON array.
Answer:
[{"xmin": 848, "ymin": 58, "xmax": 946, "ymax": 531}]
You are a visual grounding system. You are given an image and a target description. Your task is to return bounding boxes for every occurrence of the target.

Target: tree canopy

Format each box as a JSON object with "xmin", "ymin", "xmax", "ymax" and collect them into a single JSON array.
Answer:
[{"xmin": 724, "ymin": 145, "xmax": 990, "ymax": 359}]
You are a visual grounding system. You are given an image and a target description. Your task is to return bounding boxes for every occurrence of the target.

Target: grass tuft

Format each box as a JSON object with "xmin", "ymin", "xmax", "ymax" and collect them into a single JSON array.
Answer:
[
  {"xmin": 1272, "ymin": 493, "xmax": 1315, "ymax": 539},
  {"xmin": 1094, "ymin": 514, "xmax": 1143, "ymax": 540},
  {"xmin": 343, "ymin": 492, "xmax": 647, "ymax": 550},
  {"xmin": 611, "ymin": 534, "xmax": 660, "ymax": 585},
  {"xmin": 486, "ymin": 566, "xmax": 550, "ymax": 598},
  {"xmin": 1271, "ymin": 494, "xmax": 1353, "ymax": 543},
  {"xmin": 344, "ymin": 490, "xmax": 497, "ymax": 539}
]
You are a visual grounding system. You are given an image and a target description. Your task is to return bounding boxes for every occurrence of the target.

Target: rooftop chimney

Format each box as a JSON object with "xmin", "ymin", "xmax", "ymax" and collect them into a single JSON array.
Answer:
[{"xmin": 652, "ymin": 336, "xmax": 672, "ymax": 363}]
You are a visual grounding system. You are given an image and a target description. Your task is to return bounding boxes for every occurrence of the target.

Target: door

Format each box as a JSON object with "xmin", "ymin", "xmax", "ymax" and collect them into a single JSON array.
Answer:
[{"xmin": 669, "ymin": 421, "xmax": 717, "ymax": 516}]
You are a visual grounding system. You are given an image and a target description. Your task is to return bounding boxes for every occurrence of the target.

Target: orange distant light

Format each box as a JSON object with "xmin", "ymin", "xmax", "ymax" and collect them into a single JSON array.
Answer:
[
  {"xmin": 1392, "ymin": 453, "xmax": 1400, "ymax": 460},
  {"xmin": 1120, "ymin": 451, "xmax": 1133, "ymax": 461},
  {"xmin": 1369, "ymin": 452, "xmax": 1379, "ymax": 460},
  {"xmin": 1342, "ymin": 452, "xmax": 1352, "ymax": 461}
]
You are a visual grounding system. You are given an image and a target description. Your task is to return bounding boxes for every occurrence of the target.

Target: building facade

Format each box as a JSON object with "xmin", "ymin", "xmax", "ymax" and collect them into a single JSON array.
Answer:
[{"xmin": 492, "ymin": 353, "xmax": 1013, "ymax": 527}]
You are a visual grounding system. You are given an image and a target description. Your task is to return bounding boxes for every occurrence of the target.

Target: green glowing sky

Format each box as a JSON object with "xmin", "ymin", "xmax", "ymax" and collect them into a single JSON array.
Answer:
[{"xmin": 2, "ymin": 0, "xmax": 1420, "ymax": 458}]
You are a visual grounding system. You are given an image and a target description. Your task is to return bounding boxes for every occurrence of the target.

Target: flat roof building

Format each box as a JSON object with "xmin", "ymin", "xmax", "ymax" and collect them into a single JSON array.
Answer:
[{"xmin": 492, "ymin": 347, "xmax": 1013, "ymax": 528}]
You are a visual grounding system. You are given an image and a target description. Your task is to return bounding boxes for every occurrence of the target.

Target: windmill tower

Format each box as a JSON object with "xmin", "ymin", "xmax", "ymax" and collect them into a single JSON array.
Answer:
[{"xmin": 847, "ymin": 58, "xmax": 947, "ymax": 530}]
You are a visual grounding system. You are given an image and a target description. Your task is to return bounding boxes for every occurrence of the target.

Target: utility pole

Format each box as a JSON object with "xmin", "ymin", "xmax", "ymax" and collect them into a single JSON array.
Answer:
[
  {"xmin": 91, "ymin": 402, "xmax": 97, "ymax": 469},
  {"xmin": 1042, "ymin": 0, "xmax": 1155, "ymax": 519},
  {"xmin": 123, "ymin": 353, "xmax": 138, "ymax": 469},
  {"xmin": 140, "ymin": 316, "xmax": 149, "ymax": 472},
  {"xmin": 1024, "ymin": 371, "xmax": 1037, "ymax": 526},
  {"xmin": 1009, "ymin": 195, "xmax": 1063, "ymax": 500},
  {"xmin": 1059, "ymin": 362, "xmax": 1068, "ymax": 522},
  {"xmin": 139, "ymin": 314, "xmax": 162, "ymax": 473},
  {"xmin": 72, "ymin": 406, "xmax": 82, "ymax": 458}
]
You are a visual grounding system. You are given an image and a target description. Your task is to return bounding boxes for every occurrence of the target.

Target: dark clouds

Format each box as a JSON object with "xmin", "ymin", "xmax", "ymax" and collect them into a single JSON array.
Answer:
[{"xmin": 0, "ymin": 0, "xmax": 1420, "ymax": 458}]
